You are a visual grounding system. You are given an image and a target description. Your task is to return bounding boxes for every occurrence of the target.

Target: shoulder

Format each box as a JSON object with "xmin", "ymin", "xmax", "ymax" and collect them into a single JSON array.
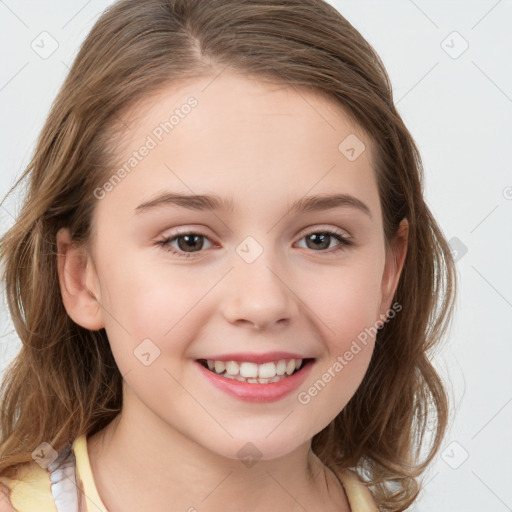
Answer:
[
  {"xmin": 333, "ymin": 466, "xmax": 380, "ymax": 512},
  {"xmin": 0, "ymin": 482, "xmax": 15, "ymax": 512},
  {"xmin": 0, "ymin": 460, "xmax": 58, "ymax": 512}
]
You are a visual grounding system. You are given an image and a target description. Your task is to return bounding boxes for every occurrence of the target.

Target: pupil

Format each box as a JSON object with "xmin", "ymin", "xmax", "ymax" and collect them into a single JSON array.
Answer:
[
  {"xmin": 179, "ymin": 234, "xmax": 202, "ymax": 252},
  {"xmin": 308, "ymin": 233, "xmax": 329, "ymax": 250},
  {"xmin": 177, "ymin": 234, "xmax": 331, "ymax": 253}
]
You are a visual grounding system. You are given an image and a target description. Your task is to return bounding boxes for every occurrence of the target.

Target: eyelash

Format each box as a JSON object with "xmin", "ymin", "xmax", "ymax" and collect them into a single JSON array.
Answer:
[{"xmin": 156, "ymin": 228, "xmax": 353, "ymax": 259}]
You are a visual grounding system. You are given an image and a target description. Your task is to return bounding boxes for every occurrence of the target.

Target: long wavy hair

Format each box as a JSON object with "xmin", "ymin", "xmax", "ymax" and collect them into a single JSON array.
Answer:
[{"xmin": 0, "ymin": 0, "xmax": 456, "ymax": 509}]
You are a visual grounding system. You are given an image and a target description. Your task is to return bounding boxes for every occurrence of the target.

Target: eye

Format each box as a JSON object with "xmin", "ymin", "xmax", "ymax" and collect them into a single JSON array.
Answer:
[
  {"xmin": 156, "ymin": 227, "xmax": 353, "ymax": 259},
  {"xmin": 156, "ymin": 229, "xmax": 214, "ymax": 259},
  {"xmin": 295, "ymin": 228, "xmax": 353, "ymax": 254}
]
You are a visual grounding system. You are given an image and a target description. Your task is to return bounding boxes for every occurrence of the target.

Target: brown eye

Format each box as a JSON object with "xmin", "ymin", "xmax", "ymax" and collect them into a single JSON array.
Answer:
[
  {"xmin": 297, "ymin": 229, "xmax": 352, "ymax": 253},
  {"xmin": 157, "ymin": 231, "xmax": 214, "ymax": 258},
  {"xmin": 305, "ymin": 233, "xmax": 333, "ymax": 250},
  {"xmin": 174, "ymin": 233, "xmax": 206, "ymax": 253}
]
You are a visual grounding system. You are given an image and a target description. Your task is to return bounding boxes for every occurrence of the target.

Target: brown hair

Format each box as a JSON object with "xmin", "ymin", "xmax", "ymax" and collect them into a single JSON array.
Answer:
[{"xmin": 0, "ymin": 0, "xmax": 456, "ymax": 509}]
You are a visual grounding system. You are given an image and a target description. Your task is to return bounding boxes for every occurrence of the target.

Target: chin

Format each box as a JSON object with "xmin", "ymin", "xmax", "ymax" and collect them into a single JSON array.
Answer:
[{"xmin": 195, "ymin": 425, "xmax": 313, "ymax": 464}]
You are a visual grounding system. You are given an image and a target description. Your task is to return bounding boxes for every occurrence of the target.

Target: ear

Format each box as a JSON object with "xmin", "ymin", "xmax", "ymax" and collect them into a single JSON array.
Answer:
[
  {"xmin": 378, "ymin": 218, "xmax": 408, "ymax": 320},
  {"xmin": 56, "ymin": 227, "xmax": 105, "ymax": 330}
]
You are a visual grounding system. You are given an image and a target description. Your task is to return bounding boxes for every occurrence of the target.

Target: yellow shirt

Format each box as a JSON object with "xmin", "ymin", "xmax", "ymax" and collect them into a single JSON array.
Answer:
[{"xmin": 0, "ymin": 436, "xmax": 379, "ymax": 511}]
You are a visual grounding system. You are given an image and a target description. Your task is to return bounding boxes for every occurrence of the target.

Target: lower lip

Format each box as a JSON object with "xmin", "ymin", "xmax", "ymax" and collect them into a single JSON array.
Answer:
[{"xmin": 195, "ymin": 360, "xmax": 314, "ymax": 403}]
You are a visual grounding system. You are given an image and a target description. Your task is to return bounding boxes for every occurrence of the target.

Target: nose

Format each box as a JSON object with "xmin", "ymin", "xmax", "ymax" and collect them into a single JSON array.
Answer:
[{"xmin": 222, "ymin": 255, "xmax": 299, "ymax": 331}]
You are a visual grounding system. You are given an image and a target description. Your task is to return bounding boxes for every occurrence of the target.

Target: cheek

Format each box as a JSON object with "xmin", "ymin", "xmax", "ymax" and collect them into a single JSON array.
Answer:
[
  {"xmin": 304, "ymin": 258, "xmax": 383, "ymax": 347},
  {"xmin": 294, "ymin": 259, "xmax": 381, "ymax": 419},
  {"xmin": 97, "ymin": 262, "xmax": 207, "ymax": 378},
  {"xmin": 101, "ymin": 254, "xmax": 208, "ymax": 333},
  {"xmin": 297, "ymin": 321, "xmax": 376, "ymax": 432},
  {"xmin": 297, "ymin": 344, "xmax": 373, "ymax": 439}
]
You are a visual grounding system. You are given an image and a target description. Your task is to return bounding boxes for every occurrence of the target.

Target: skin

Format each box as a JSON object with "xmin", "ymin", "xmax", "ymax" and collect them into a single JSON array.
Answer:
[{"xmin": 57, "ymin": 72, "xmax": 408, "ymax": 512}]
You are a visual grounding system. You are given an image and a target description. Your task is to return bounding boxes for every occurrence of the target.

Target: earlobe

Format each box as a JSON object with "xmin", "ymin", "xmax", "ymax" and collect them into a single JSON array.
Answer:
[
  {"xmin": 378, "ymin": 218, "xmax": 408, "ymax": 319},
  {"xmin": 56, "ymin": 227, "xmax": 105, "ymax": 331}
]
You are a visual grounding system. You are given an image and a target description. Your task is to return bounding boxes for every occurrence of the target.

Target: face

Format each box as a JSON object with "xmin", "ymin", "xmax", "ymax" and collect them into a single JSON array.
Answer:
[{"xmin": 59, "ymin": 72, "xmax": 406, "ymax": 461}]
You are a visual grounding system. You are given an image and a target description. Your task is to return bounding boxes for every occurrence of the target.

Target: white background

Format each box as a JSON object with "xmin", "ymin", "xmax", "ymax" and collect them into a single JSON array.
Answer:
[{"xmin": 1, "ymin": 1, "xmax": 511, "ymax": 510}]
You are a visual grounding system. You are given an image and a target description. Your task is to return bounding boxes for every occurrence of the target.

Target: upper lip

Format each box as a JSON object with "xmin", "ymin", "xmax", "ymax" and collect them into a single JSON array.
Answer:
[{"xmin": 197, "ymin": 352, "xmax": 312, "ymax": 364}]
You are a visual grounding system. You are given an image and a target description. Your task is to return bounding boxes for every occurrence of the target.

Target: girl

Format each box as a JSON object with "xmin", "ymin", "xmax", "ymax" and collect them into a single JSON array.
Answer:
[{"xmin": 0, "ymin": 0, "xmax": 456, "ymax": 511}]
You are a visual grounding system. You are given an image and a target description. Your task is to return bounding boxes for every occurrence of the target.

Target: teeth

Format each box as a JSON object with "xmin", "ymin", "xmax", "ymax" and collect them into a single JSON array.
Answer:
[
  {"xmin": 204, "ymin": 358, "xmax": 305, "ymax": 381},
  {"xmin": 258, "ymin": 362, "xmax": 276, "ymax": 379},
  {"xmin": 225, "ymin": 361, "xmax": 239, "ymax": 375},
  {"xmin": 276, "ymin": 360, "xmax": 286, "ymax": 375},
  {"xmin": 222, "ymin": 374, "xmax": 286, "ymax": 384},
  {"xmin": 239, "ymin": 362, "xmax": 258, "ymax": 378}
]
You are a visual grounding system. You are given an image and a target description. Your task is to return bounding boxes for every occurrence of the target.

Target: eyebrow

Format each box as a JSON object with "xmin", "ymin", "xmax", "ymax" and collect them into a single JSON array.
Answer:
[{"xmin": 134, "ymin": 192, "xmax": 372, "ymax": 219}]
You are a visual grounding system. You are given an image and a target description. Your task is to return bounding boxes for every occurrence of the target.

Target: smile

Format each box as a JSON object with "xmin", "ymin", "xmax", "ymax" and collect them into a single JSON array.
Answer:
[
  {"xmin": 195, "ymin": 356, "xmax": 315, "ymax": 402},
  {"xmin": 198, "ymin": 358, "xmax": 305, "ymax": 384}
]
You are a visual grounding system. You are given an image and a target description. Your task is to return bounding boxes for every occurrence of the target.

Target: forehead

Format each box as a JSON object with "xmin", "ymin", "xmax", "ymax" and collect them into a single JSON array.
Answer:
[{"xmin": 96, "ymin": 71, "xmax": 379, "ymax": 222}]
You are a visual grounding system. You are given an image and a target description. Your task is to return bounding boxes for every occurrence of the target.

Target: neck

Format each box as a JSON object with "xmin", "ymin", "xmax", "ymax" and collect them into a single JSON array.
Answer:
[{"xmin": 87, "ymin": 385, "xmax": 349, "ymax": 512}]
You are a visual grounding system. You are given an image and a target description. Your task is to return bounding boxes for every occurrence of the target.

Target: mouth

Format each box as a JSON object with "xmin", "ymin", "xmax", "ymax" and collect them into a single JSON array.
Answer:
[{"xmin": 196, "ymin": 357, "xmax": 314, "ymax": 384}]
